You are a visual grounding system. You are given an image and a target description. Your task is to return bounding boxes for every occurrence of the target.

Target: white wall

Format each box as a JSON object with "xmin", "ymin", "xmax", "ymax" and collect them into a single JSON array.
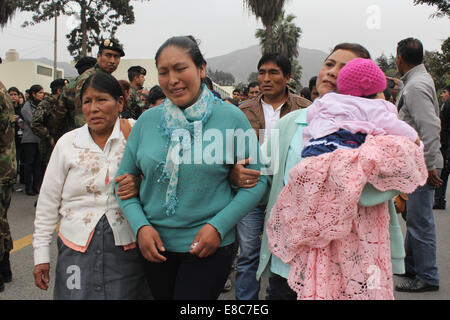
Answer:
[{"xmin": 0, "ymin": 60, "xmax": 64, "ymax": 93}]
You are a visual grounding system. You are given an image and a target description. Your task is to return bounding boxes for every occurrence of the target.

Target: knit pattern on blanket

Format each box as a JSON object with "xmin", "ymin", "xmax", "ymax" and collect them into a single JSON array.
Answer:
[{"xmin": 267, "ymin": 135, "xmax": 427, "ymax": 300}]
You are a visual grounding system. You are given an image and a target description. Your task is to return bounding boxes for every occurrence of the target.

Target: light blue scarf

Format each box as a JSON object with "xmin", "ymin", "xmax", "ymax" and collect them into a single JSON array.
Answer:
[{"xmin": 158, "ymin": 84, "xmax": 214, "ymax": 215}]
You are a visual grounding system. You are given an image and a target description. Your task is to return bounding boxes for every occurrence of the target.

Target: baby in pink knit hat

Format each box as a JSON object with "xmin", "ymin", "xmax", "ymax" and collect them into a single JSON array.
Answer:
[{"xmin": 302, "ymin": 58, "xmax": 420, "ymax": 158}]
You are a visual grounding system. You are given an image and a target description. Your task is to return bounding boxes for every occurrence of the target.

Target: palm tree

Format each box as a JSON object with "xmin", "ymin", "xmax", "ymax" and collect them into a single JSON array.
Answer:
[
  {"xmin": 0, "ymin": 0, "xmax": 18, "ymax": 28},
  {"xmin": 255, "ymin": 11, "xmax": 303, "ymax": 85},
  {"xmin": 244, "ymin": 0, "xmax": 288, "ymax": 50},
  {"xmin": 255, "ymin": 11, "xmax": 301, "ymax": 58}
]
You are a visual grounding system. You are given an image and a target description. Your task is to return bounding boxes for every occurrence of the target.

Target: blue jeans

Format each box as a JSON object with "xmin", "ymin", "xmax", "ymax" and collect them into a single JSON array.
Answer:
[
  {"xmin": 235, "ymin": 205, "xmax": 265, "ymax": 300},
  {"xmin": 404, "ymin": 180, "xmax": 440, "ymax": 286}
]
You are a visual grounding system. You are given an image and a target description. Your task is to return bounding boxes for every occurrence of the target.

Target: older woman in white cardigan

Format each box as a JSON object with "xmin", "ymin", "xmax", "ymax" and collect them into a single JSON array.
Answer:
[{"xmin": 32, "ymin": 72, "xmax": 150, "ymax": 300}]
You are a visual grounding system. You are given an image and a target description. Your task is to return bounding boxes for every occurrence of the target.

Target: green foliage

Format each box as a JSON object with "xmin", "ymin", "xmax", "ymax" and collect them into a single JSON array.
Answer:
[
  {"xmin": 244, "ymin": 0, "xmax": 287, "ymax": 27},
  {"xmin": 376, "ymin": 37, "xmax": 450, "ymax": 92},
  {"xmin": 255, "ymin": 10, "xmax": 302, "ymax": 85},
  {"xmin": 207, "ymin": 68, "xmax": 235, "ymax": 86},
  {"xmin": 0, "ymin": 0, "xmax": 19, "ymax": 28},
  {"xmin": 413, "ymin": 0, "xmax": 450, "ymax": 18},
  {"xmin": 375, "ymin": 53, "xmax": 400, "ymax": 78},
  {"xmin": 18, "ymin": 0, "xmax": 148, "ymax": 60},
  {"xmin": 424, "ymin": 37, "xmax": 450, "ymax": 90},
  {"xmin": 247, "ymin": 71, "xmax": 258, "ymax": 83},
  {"xmin": 255, "ymin": 11, "xmax": 301, "ymax": 58}
]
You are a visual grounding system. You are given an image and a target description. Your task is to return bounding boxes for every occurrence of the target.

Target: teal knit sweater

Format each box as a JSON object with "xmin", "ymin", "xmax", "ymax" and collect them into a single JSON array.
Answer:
[{"xmin": 116, "ymin": 98, "xmax": 267, "ymax": 252}]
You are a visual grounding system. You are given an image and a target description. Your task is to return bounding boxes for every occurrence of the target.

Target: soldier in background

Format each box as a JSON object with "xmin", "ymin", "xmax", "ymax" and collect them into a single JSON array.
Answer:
[
  {"xmin": 0, "ymin": 0, "xmax": 17, "ymax": 292},
  {"xmin": 31, "ymin": 78, "xmax": 67, "ymax": 175},
  {"xmin": 0, "ymin": 80, "xmax": 17, "ymax": 293},
  {"xmin": 125, "ymin": 66, "xmax": 146, "ymax": 119},
  {"xmin": 50, "ymin": 39, "xmax": 125, "ymax": 138},
  {"xmin": 74, "ymin": 56, "xmax": 97, "ymax": 75}
]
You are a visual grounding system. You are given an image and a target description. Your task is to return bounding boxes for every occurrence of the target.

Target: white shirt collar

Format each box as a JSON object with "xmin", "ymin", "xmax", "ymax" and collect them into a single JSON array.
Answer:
[{"xmin": 73, "ymin": 117, "xmax": 121, "ymax": 149}]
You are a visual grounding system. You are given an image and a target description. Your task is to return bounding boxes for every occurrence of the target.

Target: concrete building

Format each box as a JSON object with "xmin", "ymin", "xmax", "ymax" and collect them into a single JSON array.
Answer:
[
  {"xmin": 0, "ymin": 49, "xmax": 233, "ymax": 99},
  {"xmin": 0, "ymin": 49, "xmax": 64, "ymax": 93}
]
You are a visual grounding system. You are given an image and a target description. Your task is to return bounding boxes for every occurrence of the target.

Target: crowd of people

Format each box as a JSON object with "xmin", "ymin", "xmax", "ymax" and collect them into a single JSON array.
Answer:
[{"xmin": 0, "ymin": 34, "xmax": 449, "ymax": 300}]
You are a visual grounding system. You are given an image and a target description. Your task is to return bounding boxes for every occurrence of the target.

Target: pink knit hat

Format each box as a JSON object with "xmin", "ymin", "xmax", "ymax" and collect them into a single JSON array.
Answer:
[{"xmin": 337, "ymin": 58, "xmax": 387, "ymax": 97}]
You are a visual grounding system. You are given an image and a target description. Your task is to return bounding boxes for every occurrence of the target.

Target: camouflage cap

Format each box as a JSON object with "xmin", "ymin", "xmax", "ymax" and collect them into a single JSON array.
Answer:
[
  {"xmin": 99, "ymin": 38, "xmax": 125, "ymax": 57},
  {"xmin": 128, "ymin": 66, "xmax": 147, "ymax": 76}
]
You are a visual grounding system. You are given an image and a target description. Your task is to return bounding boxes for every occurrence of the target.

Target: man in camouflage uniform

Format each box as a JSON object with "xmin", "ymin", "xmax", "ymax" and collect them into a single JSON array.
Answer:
[
  {"xmin": 49, "ymin": 39, "xmax": 125, "ymax": 140},
  {"xmin": 124, "ymin": 66, "xmax": 146, "ymax": 119},
  {"xmin": 1, "ymin": 0, "xmax": 18, "ymax": 292},
  {"xmin": 31, "ymin": 79, "xmax": 67, "ymax": 174},
  {"xmin": 0, "ymin": 80, "xmax": 17, "ymax": 292}
]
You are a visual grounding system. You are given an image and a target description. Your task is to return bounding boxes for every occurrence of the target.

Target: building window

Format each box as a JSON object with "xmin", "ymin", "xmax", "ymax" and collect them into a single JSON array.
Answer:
[{"xmin": 37, "ymin": 65, "xmax": 52, "ymax": 77}]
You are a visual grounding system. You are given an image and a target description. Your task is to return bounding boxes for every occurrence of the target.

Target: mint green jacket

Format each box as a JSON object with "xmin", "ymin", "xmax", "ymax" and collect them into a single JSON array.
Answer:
[{"xmin": 256, "ymin": 109, "xmax": 406, "ymax": 280}]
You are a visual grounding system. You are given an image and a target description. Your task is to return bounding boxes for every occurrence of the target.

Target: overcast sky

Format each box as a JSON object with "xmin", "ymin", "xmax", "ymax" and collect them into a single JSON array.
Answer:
[{"xmin": 0, "ymin": 0, "xmax": 448, "ymax": 63}]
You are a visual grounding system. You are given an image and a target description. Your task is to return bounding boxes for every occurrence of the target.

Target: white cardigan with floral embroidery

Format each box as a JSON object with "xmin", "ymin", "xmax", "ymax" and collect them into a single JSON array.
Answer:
[{"xmin": 33, "ymin": 118, "xmax": 136, "ymax": 266}]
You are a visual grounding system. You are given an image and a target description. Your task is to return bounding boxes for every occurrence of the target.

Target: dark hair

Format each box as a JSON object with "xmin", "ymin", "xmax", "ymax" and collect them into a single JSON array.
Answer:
[
  {"xmin": 300, "ymin": 87, "xmax": 311, "ymax": 101},
  {"xmin": 397, "ymin": 38, "xmax": 423, "ymax": 65},
  {"xmin": 444, "ymin": 85, "xmax": 450, "ymax": 92},
  {"xmin": 247, "ymin": 81, "xmax": 259, "ymax": 90},
  {"xmin": 8, "ymin": 87, "xmax": 19, "ymax": 94},
  {"xmin": 203, "ymin": 76, "xmax": 213, "ymax": 90},
  {"xmin": 257, "ymin": 53, "xmax": 291, "ymax": 77},
  {"xmin": 50, "ymin": 78, "xmax": 66, "ymax": 94},
  {"xmin": 233, "ymin": 88, "xmax": 240, "ymax": 94},
  {"xmin": 329, "ymin": 43, "xmax": 371, "ymax": 59},
  {"xmin": 29, "ymin": 84, "xmax": 43, "ymax": 95},
  {"xmin": 81, "ymin": 72, "xmax": 124, "ymax": 102},
  {"xmin": 118, "ymin": 80, "xmax": 130, "ymax": 109},
  {"xmin": 28, "ymin": 84, "xmax": 43, "ymax": 104},
  {"xmin": 383, "ymin": 87, "xmax": 392, "ymax": 102},
  {"xmin": 155, "ymin": 35, "xmax": 206, "ymax": 68},
  {"xmin": 148, "ymin": 85, "xmax": 166, "ymax": 104},
  {"xmin": 308, "ymin": 76, "xmax": 317, "ymax": 91},
  {"xmin": 223, "ymin": 97, "xmax": 239, "ymax": 106},
  {"xmin": 127, "ymin": 70, "xmax": 139, "ymax": 82}
]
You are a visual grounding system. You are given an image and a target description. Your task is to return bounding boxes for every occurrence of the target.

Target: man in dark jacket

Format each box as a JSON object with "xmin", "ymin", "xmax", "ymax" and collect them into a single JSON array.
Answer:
[{"xmin": 434, "ymin": 85, "xmax": 450, "ymax": 210}]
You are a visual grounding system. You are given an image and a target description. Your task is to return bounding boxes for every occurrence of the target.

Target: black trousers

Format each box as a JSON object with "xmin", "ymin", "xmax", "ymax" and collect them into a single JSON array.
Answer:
[
  {"xmin": 266, "ymin": 274, "xmax": 297, "ymax": 300},
  {"xmin": 143, "ymin": 244, "xmax": 234, "ymax": 300},
  {"xmin": 21, "ymin": 143, "xmax": 42, "ymax": 192}
]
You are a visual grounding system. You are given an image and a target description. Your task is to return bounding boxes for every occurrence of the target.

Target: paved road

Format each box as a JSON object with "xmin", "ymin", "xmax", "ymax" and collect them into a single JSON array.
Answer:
[{"xmin": 1, "ymin": 183, "xmax": 449, "ymax": 300}]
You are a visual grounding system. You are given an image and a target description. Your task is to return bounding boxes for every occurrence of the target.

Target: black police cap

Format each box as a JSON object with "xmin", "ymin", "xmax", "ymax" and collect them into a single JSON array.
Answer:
[
  {"xmin": 128, "ymin": 66, "xmax": 147, "ymax": 76},
  {"xmin": 99, "ymin": 38, "xmax": 125, "ymax": 57}
]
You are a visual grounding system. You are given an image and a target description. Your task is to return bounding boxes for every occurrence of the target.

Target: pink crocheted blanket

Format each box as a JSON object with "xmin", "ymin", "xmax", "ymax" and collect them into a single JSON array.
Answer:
[{"xmin": 267, "ymin": 135, "xmax": 427, "ymax": 300}]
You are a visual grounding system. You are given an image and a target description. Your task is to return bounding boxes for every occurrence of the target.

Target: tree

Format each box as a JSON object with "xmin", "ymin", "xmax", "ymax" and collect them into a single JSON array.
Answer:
[
  {"xmin": 244, "ymin": 0, "xmax": 288, "ymax": 53},
  {"xmin": 424, "ymin": 37, "xmax": 450, "ymax": 90},
  {"xmin": 207, "ymin": 68, "xmax": 235, "ymax": 86},
  {"xmin": 0, "ymin": 0, "xmax": 18, "ymax": 28},
  {"xmin": 255, "ymin": 10, "xmax": 303, "ymax": 85},
  {"xmin": 247, "ymin": 72, "xmax": 258, "ymax": 83},
  {"xmin": 375, "ymin": 53, "xmax": 400, "ymax": 78},
  {"xmin": 18, "ymin": 0, "xmax": 148, "ymax": 60},
  {"xmin": 413, "ymin": 0, "xmax": 450, "ymax": 18}
]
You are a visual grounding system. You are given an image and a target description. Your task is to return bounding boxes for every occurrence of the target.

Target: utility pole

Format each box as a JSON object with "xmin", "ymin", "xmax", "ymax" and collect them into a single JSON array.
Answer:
[{"xmin": 53, "ymin": 1, "xmax": 58, "ymax": 80}]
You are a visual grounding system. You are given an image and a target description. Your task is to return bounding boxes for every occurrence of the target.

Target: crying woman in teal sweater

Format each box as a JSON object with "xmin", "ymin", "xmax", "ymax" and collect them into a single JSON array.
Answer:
[{"xmin": 115, "ymin": 36, "xmax": 267, "ymax": 300}]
